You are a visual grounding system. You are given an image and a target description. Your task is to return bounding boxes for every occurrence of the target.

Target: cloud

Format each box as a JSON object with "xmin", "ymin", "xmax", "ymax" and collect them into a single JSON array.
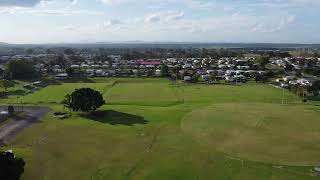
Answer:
[
  {"xmin": 166, "ymin": 12, "xmax": 184, "ymax": 21},
  {"xmin": 103, "ymin": 19, "xmax": 122, "ymax": 27},
  {"xmin": 0, "ymin": 0, "xmax": 43, "ymax": 7},
  {"xmin": 0, "ymin": 0, "xmax": 77, "ymax": 7},
  {"xmin": 251, "ymin": 15, "xmax": 296, "ymax": 33},
  {"xmin": 145, "ymin": 14, "xmax": 161, "ymax": 23},
  {"xmin": 0, "ymin": 7, "xmax": 104, "ymax": 16},
  {"xmin": 97, "ymin": 0, "xmax": 127, "ymax": 5},
  {"xmin": 62, "ymin": 24, "xmax": 75, "ymax": 30}
]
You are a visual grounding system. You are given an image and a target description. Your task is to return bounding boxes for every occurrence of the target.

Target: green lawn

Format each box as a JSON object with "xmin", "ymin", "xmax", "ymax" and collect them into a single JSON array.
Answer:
[
  {"xmin": 20, "ymin": 83, "xmax": 112, "ymax": 104},
  {"xmin": 182, "ymin": 103, "xmax": 320, "ymax": 165},
  {"xmin": 1, "ymin": 78, "xmax": 320, "ymax": 180},
  {"xmin": 106, "ymin": 80, "xmax": 181, "ymax": 106}
]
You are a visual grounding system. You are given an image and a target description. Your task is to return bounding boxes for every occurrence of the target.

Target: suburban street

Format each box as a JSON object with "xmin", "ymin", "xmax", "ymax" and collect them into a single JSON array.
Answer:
[{"xmin": 0, "ymin": 106, "xmax": 50, "ymax": 145}]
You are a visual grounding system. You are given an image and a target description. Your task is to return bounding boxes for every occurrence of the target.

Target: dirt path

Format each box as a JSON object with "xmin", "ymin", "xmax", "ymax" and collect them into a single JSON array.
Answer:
[{"xmin": 0, "ymin": 106, "xmax": 50, "ymax": 146}]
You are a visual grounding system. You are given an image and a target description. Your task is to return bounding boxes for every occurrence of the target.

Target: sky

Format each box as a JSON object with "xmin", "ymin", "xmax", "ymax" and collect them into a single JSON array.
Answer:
[{"xmin": 0, "ymin": 0, "xmax": 319, "ymax": 44}]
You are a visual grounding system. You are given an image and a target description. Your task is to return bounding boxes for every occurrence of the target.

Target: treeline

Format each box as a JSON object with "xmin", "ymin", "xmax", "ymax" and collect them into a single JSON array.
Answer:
[{"xmin": 0, "ymin": 47, "xmax": 299, "ymax": 59}]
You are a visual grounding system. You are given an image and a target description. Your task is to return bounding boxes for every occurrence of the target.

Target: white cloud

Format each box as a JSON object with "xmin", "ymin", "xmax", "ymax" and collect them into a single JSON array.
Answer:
[
  {"xmin": 251, "ymin": 15, "xmax": 296, "ymax": 33},
  {"xmin": 165, "ymin": 12, "xmax": 184, "ymax": 21},
  {"xmin": 145, "ymin": 14, "xmax": 161, "ymax": 23},
  {"xmin": 0, "ymin": 0, "xmax": 76, "ymax": 7},
  {"xmin": 0, "ymin": 7, "xmax": 104, "ymax": 16},
  {"xmin": 62, "ymin": 24, "xmax": 75, "ymax": 30}
]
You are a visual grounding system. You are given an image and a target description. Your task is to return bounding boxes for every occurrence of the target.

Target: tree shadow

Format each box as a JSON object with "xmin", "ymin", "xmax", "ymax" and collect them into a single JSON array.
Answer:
[
  {"xmin": 0, "ymin": 89, "xmax": 27, "ymax": 99},
  {"xmin": 80, "ymin": 110, "xmax": 147, "ymax": 126},
  {"xmin": 9, "ymin": 90, "xmax": 26, "ymax": 96}
]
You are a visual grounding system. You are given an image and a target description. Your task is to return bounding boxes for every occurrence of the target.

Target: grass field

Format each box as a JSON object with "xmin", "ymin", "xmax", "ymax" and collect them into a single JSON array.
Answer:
[
  {"xmin": 182, "ymin": 103, "xmax": 320, "ymax": 165},
  {"xmin": 21, "ymin": 82, "xmax": 112, "ymax": 104},
  {"xmin": 106, "ymin": 80, "xmax": 181, "ymax": 106},
  {"xmin": 1, "ymin": 78, "xmax": 320, "ymax": 180}
]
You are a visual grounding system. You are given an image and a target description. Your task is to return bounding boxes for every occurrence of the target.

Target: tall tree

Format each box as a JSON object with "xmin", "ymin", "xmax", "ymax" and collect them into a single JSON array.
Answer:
[
  {"xmin": 5, "ymin": 59, "xmax": 36, "ymax": 79},
  {"xmin": 257, "ymin": 56, "xmax": 270, "ymax": 69},
  {"xmin": 160, "ymin": 64, "xmax": 169, "ymax": 77},
  {"xmin": 62, "ymin": 88, "xmax": 105, "ymax": 113}
]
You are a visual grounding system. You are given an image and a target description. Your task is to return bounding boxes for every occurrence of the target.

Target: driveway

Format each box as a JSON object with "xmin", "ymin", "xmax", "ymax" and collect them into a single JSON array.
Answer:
[{"xmin": 0, "ymin": 106, "xmax": 50, "ymax": 146}]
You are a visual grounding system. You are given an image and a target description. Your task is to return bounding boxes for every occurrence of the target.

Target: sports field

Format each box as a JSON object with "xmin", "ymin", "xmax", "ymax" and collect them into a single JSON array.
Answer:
[{"xmin": 1, "ymin": 78, "xmax": 320, "ymax": 180}]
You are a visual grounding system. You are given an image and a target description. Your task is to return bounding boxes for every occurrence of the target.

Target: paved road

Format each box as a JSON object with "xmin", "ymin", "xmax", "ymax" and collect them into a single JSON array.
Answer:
[{"xmin": 0, "ymin": 106, "xmax": 50, "ymax": 146}]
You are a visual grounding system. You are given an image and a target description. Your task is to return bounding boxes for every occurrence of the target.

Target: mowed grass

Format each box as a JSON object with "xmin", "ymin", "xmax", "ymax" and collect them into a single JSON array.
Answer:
[
  {"xmin": 181, "ymin": 103, "xmax": 320, "ymax": 165},
  {"xmin": 106, "ymin": 81, "xmax": 181, "ymax": 106},
  {"xmin": 181, "ymin": 83, "xmax": 300, "ymax": 104},
  {"xmin": 16, "ymin": 83, "xmax": 113, "ymax": 104},
  {"xmin": 1, "ymin": 78, "xmax": 320, "ymax": 180}
]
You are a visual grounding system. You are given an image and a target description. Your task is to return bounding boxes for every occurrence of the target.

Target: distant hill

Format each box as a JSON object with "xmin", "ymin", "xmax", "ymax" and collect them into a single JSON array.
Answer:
[{"xmin": 0, "ymin": 42, "xmax": 320, "ymax": 49}]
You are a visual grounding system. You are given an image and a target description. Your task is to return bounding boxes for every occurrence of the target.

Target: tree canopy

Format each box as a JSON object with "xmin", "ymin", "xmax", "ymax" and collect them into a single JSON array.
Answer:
[
  {"xmin": 257, "ymin": 56, "xmax": 270, "ymax": 69},
  {"xmin": 160, "ymin": 64, "xmax": 169, "ymax": 77},
  {"xmin": 62, "ymin": 88, "xmax": 105, "ymax": 113},
  {"xmin": 5, "ymin": 59, "xmax": 36, "ymax": 79},
  {"xmin": 0, "ymin": 151, "xmax": 26, "ymax": 180}
]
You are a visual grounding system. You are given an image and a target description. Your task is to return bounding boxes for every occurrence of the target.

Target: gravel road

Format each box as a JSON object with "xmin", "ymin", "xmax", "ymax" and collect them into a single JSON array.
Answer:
[{"xmin": 0, "ymin": 106, "xmax": 50, "ymax": 146}]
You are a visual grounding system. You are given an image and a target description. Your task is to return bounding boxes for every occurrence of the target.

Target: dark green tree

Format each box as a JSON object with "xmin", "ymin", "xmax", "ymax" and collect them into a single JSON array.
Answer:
[
  {"xmin": 5, "ymin": 59, "xmax": 36, "ymax": 79},
  {"xmin": 61, "ymin": 94, "xmax": 72, "ymax": 115},
  {"xmin": 147, "ymin": 70, "xmax": 154, "ymax": 77},
  {"xmin": 0, "ymin": 151, "xmax": 26, "ymax": 180},
  {"xmin": 308, "ymin": 80, "xmax": 320, "ymax": 96},
  {"xmin": 257, "ymin": 56, "xmax": 270, "ymax": 69},
  {"xmin": 65, "ymin": 67, "xmax": 75, "ymax": 77},
  {"xmin": 160, "ymin": 64, "xmax": 169, "ymax": 77},
  {"xmin": 62, "ymin": 88, "xmax": 105, "ymax": 113}
]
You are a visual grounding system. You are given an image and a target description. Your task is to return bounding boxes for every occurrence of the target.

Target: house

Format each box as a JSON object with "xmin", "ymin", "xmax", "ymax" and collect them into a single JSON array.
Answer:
[
  {"xmin": 81, "ymin": 64, "xmax": 89, "ymax": 69},
  {"xmin": 95, "ymin": 69, "xmax": 105, "ymax": 77},
  {"xmin": 155, "ymin": 69, "xmax": 161, "ymax": 76},
  {"xmin": 32, "ymin": 81, "xmax": 42, "ymax": 86},
  {"xmin": 297, "ymin": 78, "xmax": 313, "ymax": 86},
  {"xmin": 225, "ymin": 75, "xmax": 246, "ymax": 83},
  {"xmin": 283, "ymin": 76, "xmax": 296, "ymax": 82},
  {"xmin": 183, "ymin": 76, "xmax": 192, "ymax": 82},
  {"xmin": 55, "ymin": 73, "xmax": 69, "ymax": 80},
  {"xmin": 280, "ymin": 83, "xmax": 289, "ymax": 88},
  {"xmin": 71, "ymin": 64, "xmax": 80, "ymax": 68},
  {"xmin": 201, "ymin": 75, "xmax": 210, "ymax": 81},
  {"xmin": 0, "ymin": 111, "xmax": 9, "ymax": 122},
  {"xmin": 183, "ymin": 64, "xmax": 192, "ymax": 69}
]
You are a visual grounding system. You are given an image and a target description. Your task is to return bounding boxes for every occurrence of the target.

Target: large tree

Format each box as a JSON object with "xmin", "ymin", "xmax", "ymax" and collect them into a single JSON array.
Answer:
[
  {"xmin": 5, "ymin": 59, "xmax": 36, "ymax": 79},
  {"xmin": 0, "ymin": 151, "xmax": 26, "ymax": 180},
  {"xmin": 257, "ymin": 56, "xmax": 270, "ymax": 69},
  {"xmin": 160, "ymin": 64, "xmax": 169, "ymax": 77},
  {"xmin": 62, "ymin": 88, "xmax": 105, "ymax": 113}
]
